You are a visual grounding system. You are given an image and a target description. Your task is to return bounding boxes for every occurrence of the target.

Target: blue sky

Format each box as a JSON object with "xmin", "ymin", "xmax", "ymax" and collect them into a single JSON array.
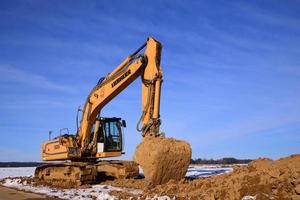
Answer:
[{"xmin": 0, "ymin": 0, "xmax": 299, "ymax": 161}]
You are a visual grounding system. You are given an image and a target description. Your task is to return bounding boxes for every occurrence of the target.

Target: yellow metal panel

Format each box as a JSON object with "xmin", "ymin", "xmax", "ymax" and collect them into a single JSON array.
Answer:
[
  {"xmin": 95, "ymin": 151, "xmax": 122, "ymax": 158},
  {"xmin": 41, "ymin": 139, "xmax": 69, "ymax": 161}
]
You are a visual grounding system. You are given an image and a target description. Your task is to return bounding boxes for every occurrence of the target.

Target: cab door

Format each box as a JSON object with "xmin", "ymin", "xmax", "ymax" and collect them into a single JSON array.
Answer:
[{"xmin": 97, "ymin": 118, "xmax": 123, "ymax": 152}]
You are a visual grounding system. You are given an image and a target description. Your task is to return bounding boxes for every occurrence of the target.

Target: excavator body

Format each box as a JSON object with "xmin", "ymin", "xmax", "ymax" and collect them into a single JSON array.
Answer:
[
  {"xmin": 41, "ymin": 117, "xmax": 125, "ymax": 161},
  {"xmin": 36, "ymin": 117, "xmax": 139, "ymax": 185}
]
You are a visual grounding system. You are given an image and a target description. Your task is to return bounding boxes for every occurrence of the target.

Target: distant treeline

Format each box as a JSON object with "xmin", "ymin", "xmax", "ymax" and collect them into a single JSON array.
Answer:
[
  {"xmin": 0, "ymin": 162, "xmax": 45, "ymax": 168},
  {"xmin": 191, "ymin": 157, "xmax": 253, "ymax": 165}
]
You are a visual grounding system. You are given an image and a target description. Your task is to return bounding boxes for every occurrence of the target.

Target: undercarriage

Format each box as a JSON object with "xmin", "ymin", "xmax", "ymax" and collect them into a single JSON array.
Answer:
[{"xmin": 34, "ymin": 160, "xmax": 139, "ymax": 186}]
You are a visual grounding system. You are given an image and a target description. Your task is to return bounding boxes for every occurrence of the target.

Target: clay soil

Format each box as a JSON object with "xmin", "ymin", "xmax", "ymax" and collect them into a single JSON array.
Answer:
[{"xmin": 106, "ymin": 154, "xmax": 300, "ymax": 200}]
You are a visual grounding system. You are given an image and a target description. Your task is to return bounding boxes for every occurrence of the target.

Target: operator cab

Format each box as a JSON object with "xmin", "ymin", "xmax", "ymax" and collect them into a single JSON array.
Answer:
[{"xmin": 93, "ymin": 117, "xmax": 126, "ymax": 153}]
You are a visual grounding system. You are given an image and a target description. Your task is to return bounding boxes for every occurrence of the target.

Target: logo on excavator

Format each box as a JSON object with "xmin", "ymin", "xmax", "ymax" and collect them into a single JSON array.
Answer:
[{"xmin": 111, "ymin": 69, "xmax": 131, "ymax": 88}]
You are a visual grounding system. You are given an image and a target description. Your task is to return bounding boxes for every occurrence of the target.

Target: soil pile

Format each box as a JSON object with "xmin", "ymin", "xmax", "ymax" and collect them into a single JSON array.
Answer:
[
  {"xmin": 141, "ymin": 154, "xmax": 300, "ymax": 200},
  {"xmin": 133, "ymin": 136, "xmax": 191, "ymax": 187}
]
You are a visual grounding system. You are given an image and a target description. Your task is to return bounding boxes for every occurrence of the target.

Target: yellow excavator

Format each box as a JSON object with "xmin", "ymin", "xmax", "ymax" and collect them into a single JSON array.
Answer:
[{"xmin": 35, "ymin": 37, "xmax": 190, "ymax": 186}]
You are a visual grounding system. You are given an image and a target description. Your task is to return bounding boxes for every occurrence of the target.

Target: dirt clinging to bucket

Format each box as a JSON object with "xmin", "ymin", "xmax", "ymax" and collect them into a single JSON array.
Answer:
[{"xmin": 133, "ymin": 136, "xmax": 191, "ymax": 187}]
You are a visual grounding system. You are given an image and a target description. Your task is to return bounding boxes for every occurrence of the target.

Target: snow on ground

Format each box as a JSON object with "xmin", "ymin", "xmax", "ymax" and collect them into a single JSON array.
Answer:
[
  {"xmin": 0, "ymin": 167, "xmax": 35, "ymax": 179},
  {"xmin": 138, "ymin": 164, "xmax": 233, "ymax": 179},
  {"xmin": 185, "ymin": 164, "xmax": 233, "ymax": 179},
  {"xmin": 0, "ymin": 165, "xmax": 234, "ymax": 199},
  {"xmin": 2, "ymin": 178, "xmax": 141, "ymax": 200},
  {"xmin": 242, "ymin": 196, "xmax": 256, "ymax": 200}
]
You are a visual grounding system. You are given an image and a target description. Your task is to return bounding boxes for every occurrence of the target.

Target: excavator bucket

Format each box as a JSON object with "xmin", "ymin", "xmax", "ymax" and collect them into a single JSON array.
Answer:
[{"xmin": 133, "ymin": 136, "xmax": 191, "ymax": 187}]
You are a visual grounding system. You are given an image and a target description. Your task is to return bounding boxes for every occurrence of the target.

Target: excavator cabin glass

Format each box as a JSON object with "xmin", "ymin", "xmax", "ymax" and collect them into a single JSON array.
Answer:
[{"xmin": 97, "ymin": 118, "xmax": 124, "ymax": 152}]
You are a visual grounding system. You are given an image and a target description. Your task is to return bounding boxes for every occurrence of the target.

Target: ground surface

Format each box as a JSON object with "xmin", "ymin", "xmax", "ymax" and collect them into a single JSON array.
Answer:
[
  {"xmin": 0, "ymin": 185, "xmax": 55, "ymax": 200},
  {"xmin": 1, "ymin": 155, "xmax": 299, "ymax": 200},
  {"xmin": 0, "ymin": 165, "xmax": 232, "ymax": 200}
]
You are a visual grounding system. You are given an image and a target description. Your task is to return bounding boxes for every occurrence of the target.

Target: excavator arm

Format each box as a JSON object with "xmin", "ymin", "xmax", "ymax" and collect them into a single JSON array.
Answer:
[{"xmin": 77, "ymin": 37, "xmax": 163, "ymax": 151}]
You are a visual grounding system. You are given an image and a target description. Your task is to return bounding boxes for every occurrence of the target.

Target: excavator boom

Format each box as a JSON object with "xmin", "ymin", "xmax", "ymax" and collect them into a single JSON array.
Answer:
[{"xmin": 78, "ymin": 37, "xmax": 163, "ymax": 152}]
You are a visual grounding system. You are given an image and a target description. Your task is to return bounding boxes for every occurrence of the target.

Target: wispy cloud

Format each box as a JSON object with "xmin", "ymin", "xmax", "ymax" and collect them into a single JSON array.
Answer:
[
  {"xmin": 189, "ymin": 110, "xmax": 300, "ymax": 147},
  {"xmin": 0, "ymin": 65, "xmax": 75, "ymax": 93},
  {"xmin": 232, "ymin": 1, "xmax": 300, "ymax": 30}
]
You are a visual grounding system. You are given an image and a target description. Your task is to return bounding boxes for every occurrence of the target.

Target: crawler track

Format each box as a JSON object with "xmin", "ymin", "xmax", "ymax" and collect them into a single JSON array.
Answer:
[{"xmin": 35, "ymin": 161, "xmax": 139, "ymax": 186}]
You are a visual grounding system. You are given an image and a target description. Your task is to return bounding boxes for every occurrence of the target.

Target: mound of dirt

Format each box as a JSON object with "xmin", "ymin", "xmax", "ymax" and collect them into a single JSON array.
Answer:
[
  {"xmin": 133, "ymin": 136, "xmax": 191, "ymax": 187},
  {"xmin": 141, "ymin": 154, "xmax": 300, "ymax": 200}
]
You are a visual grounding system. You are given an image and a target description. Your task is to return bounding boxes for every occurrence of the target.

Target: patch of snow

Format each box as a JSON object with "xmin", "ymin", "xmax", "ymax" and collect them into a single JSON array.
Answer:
[
  {"xmin": 138, "ymin": 164, "xmax": 233, "ymax": 179},
  {"xmin": 146, "ymin": 195, "xmax": 176, "ymax": 200},
  {"xmin": 138, "ymin": 166, "xmax": 144, "ymax": 177},
  {"xmin": 0, "ymin": 167, "xmax": 35, "ymax": 179},
  {"xmin": 186, "ymin": 165, "xmax": 233, "ymax": 179},
  {"xmin": 242, "ymin": 196, "xmax": 256, "ymax": 200},
  {"xmin": 2, "ymin": 178, "xmax": 142, "ymax": 200}
]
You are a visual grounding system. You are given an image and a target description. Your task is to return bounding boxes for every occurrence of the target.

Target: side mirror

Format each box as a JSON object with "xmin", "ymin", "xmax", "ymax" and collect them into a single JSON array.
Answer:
[{"xmin": 122, "ymin": 120, "xmax": 126, "ymax": 127}]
